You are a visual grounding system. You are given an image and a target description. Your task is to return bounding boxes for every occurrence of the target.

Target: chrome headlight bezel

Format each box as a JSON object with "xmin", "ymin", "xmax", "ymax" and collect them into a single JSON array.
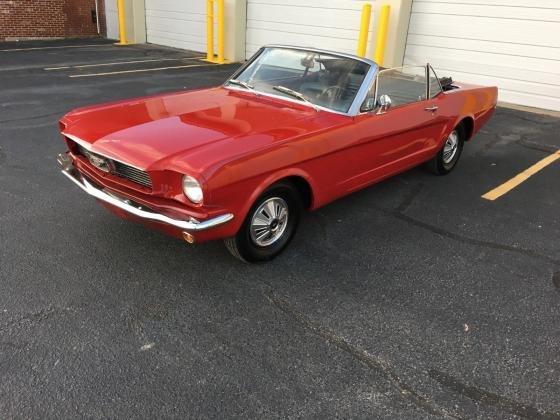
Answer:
[{"xmin": 182, "ymin": 175, "xmax": 203, "ymax": 204}]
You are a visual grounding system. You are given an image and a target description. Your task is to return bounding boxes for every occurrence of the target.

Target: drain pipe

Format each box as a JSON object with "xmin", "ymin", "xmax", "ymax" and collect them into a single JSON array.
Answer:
[{"xmin": 94, "ymin": 0, "xmax": 100, "ymax": 34}]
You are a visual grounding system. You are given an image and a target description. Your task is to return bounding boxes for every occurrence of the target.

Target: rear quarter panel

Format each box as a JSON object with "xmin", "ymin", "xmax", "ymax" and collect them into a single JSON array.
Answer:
[{"xmin": 441, "ymin": 84, "xmax": 498, "ymax": 138}]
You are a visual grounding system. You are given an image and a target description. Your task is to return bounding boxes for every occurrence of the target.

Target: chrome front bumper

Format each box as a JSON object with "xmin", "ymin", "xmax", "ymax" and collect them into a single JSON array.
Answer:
[{"xmin": 57, "ymin": 153, "xmax": 234, "ymax": 231}]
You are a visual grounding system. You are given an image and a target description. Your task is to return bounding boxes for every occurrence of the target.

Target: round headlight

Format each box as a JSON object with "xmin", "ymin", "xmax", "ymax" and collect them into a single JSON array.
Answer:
[{"xmin": 182, "ymin": 175, "xmax": 203, "ymax": 204}]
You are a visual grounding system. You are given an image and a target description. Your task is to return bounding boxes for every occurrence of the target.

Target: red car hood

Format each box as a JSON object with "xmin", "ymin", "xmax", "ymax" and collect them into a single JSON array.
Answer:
[{"xmin": 61, "ymin": 87, "xmax": 325, "ymax": 172}]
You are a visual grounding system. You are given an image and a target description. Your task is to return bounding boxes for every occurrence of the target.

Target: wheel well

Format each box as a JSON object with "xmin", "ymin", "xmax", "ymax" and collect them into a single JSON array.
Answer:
[
  {"xmin": 459, "ymin": 117, "xmax": 474, "ymax": 141},
  {"xmin": 281, "ymin": 176, "xmax": 313, "ymax": 209}
]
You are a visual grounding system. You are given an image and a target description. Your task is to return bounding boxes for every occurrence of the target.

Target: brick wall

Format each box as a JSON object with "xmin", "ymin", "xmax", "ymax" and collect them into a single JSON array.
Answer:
[{"xmin": 0, "ymin": 0, "xmax": 106, "ymax": 40}]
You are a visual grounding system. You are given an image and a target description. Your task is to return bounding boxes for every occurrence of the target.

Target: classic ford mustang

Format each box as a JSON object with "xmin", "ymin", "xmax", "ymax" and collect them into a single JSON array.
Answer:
[{"xmin": 57, "ymin": 46, "xmax": 497, "ymax": 262}]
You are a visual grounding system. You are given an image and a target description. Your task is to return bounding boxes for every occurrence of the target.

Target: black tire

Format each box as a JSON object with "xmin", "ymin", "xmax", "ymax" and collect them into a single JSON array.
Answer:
[
  {"xmin": 426, "ymin": 123, "xmax": 465, "ymax": 175},
  {"xmin": 224, "ymin": 181, "xmax": 302, "ymax": 262}
]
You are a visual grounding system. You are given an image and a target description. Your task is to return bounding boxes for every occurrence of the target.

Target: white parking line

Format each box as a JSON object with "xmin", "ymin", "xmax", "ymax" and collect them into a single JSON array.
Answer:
[
  {"xmin": 68, "ymin": 63, "xmax": 215, "ymax": 78},
  {"xmin": 0, "ymin": 44, "xmax": 113, "ymax": 52},
  {"xmin": 44, "ymin": 57, "xmax": 204, "ymax": 71}
]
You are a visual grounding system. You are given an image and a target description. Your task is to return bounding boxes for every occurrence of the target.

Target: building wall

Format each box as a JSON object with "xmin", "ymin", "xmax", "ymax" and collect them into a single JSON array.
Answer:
[
  {"xmin": 144, "ymin": 0, "xmax": 246, "ymax": 61},
  {"xmin": 144, "ymin": 0, "xmax": 207, "ymax": 52},
  {"xmin": 245, "ymin": 0, "xmax": 411, "ymax": 67},
  {"xmin": 0, "ymin": 0, "xmax": 106, "ymax": 40},
  {"xmin": 403, "ymin": 0, "xmax": 560, "ymax": 111}
]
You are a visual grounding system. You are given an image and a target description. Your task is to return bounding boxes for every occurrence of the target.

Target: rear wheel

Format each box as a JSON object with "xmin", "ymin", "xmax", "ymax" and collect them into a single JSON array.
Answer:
[
  {"xmin": 427, "ymin": 124, "xmax": 465, "ymax": 175},
  {"xmin": 224, "ymin": 182, "xmax": 302, "ymax": 262}
]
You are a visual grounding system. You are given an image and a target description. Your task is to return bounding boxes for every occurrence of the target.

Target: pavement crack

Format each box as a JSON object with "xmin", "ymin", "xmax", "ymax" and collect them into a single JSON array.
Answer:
[
  {"xmin": 396, "ymin": 182, "xmax": 424, "ymax": 213},
  {"xmin": 387, "ymin": 211, "xmax": 559, "ymax": 266},
  {"xmin": 552, "ymin": 271, "xmax": 560, "ymax": 291},
  {"xmin": 471, "ymin": 131, "xmax": 558, "ymax": 158},
  {"xmin": 517, "ymin": 137, "xmax": 559, "ymax": 154},
  {"xmin": 264, "ymin": 289, "xmax": 461, "ymax": 419},
  {"xmin": 472, "ymin": 132, "xmax": 502, "ymax": 157},
  {"xmin": 1, "ymin": 306, "xmax": 76, "ymax": 331},
  {"xmin": 429, "ymin": 369, "xmax": 560, "ymax": 419},
  {"xmin": 504, "ymin": 111, "xmax": 559, "ymax": 126}
]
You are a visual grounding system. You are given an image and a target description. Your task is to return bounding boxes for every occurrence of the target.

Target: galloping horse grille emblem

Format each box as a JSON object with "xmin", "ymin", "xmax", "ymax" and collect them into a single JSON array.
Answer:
[{"xmin": 84, "ymin": 150, "xmax": 113, "ymax": 173}]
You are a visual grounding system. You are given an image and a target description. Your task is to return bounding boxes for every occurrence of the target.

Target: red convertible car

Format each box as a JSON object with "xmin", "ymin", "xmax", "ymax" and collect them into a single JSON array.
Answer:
[{"xmin": 57, "ymin": 46, "xmax": 497, "ymax": 262}]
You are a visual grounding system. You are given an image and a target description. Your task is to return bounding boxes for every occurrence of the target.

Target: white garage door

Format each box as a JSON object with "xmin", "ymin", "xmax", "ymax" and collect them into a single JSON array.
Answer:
[
  {"xmin": 404, "ymin": 0, "xmax": 560, "ymax": 111},
  {"xmin": 246, "ymin": 0, "xmax": 366, "ymax": 60},
  {"xmin": 145, "ymin": 0, "xmax": 207, "ymax": 52}
]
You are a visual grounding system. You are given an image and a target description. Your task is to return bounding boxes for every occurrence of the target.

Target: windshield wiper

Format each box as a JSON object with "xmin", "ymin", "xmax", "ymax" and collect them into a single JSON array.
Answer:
[
  {"xmin": 227, "ymin": 79, "xmax": 254, "ymax": 90},
  {"xmin": 273, "ymin": 85, "xmax": 312, "ymax": 104}
]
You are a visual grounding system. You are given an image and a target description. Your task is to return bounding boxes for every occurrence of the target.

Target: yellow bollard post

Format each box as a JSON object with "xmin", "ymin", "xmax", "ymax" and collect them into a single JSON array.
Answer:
[
  {"xmin": 115, "ymin": 0, "xmax": 128, "ymax": 45},
  {"xmin": 217, "ymin": 0, "xmax": 225, "ymax": 63},
  {"xmin": 356, "ymin": 4, "xmax": 372, "ymax": 57},
  {"xmin": 206, "ymin": 0, "xmax": 214, "ymax": 61},
  {"xmin": 373, "ymin": 4, "xmax": 391, "ymax": 66}
]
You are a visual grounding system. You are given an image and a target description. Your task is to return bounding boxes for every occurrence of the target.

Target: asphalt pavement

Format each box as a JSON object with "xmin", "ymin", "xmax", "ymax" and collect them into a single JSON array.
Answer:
[{"xmin": 0, "ymin": 39, "xmax": 559, "ymax": 419}]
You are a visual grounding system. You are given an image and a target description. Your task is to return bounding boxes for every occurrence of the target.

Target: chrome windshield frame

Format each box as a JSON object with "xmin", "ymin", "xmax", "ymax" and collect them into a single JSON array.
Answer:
[{"xmin": 224, "ymin": 45, "xmax": 379, "ymax": 117}]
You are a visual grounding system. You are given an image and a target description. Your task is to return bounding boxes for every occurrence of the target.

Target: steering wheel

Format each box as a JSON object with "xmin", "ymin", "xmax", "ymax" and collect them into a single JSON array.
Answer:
[{"xmin": 320, "ymin": 85, "xmax": 344, "ymax": 104}]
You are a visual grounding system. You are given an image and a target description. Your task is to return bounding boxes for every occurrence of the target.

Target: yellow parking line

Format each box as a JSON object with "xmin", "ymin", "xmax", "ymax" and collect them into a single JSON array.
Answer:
[
  {"xmin": 0, "ymin": 44, "xmax": 112, "ymax": 52},
  {"xmin": 68, "ymin": 63, "xmax": 214, "ymax": 78},
  {"xmin": 44, "ymin": 56, "xmax": 204, "ymax": 71},
  {"xmin": 482, "ymin": 150, "xmax": 560, "ymax": 201}
]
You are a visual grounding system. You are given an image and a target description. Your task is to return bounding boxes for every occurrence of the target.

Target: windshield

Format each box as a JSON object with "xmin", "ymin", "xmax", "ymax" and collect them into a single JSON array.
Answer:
[{"xmin": 226, "ymin": 47, "xmax": 370, "ymax": 113}]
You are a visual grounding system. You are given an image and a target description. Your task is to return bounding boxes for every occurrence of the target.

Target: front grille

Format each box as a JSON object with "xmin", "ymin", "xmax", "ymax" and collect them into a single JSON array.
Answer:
[
  {"xmin": 112, "ymin": 160, "xmax": 152, "ymax": 188},
  {"xmin": 74, "ymin": 143, "xmax": 152, "ymax": 189}
]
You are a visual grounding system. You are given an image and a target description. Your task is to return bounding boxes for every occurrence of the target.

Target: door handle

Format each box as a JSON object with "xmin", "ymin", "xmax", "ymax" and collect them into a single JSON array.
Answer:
[{"xmin": 425, "ymin": 106, "xmax": 438, "ymax": 112}]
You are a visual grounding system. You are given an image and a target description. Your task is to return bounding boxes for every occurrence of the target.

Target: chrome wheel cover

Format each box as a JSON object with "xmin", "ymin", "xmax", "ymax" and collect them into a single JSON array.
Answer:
[
  {"xmin": 443, "ymin": 130, "xmax": 459, "ymax": 164},
  {"xmin": 250, "ymin": 197, "xmax": 289, "ymax": 247}
]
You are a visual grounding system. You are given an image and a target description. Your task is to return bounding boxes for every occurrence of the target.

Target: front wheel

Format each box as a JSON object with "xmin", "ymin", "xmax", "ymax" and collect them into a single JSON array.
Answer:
[
  {"xmin": 224, "ymin": 182, "xmax": 302, "ymax": 262},
  {"xmin": 427, "ymin": 125, "xmax": 465, "ymax": 175}
]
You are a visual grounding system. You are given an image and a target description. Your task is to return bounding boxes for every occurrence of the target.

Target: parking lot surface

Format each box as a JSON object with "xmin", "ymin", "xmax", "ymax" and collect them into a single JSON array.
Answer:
[{"xmin": 1, "ymin": 39, "xmax": 559, "ymax": 419}]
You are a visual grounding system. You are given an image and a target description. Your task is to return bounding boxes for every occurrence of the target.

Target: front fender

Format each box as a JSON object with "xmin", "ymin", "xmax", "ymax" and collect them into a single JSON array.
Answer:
[{"xmin": 236, "ymin": 168, "xmax": 318, "ymax": 230}]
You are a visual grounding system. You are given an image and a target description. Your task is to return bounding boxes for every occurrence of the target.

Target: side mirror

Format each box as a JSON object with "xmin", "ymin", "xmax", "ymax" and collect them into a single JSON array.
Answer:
[
  {"xmin": 300, "ymin": 54, "xmax": 315, "ymax": 69},
  {"xmin": 360, "ymin": 97, "xmax": 376, "ymax": 112},
  {"xmin": 376, "ymin": 94, "xmax": 392, "ymax": 114}
]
